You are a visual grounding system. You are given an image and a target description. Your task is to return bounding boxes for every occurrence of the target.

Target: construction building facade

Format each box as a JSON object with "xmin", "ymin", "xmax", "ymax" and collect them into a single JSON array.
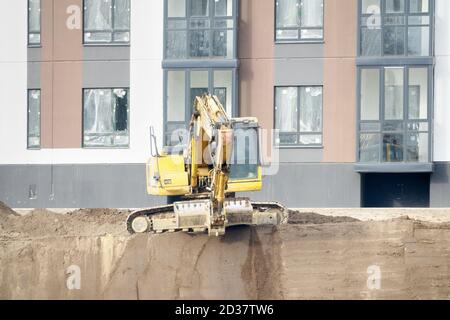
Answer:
[{"xmin": 1, "ymin": 0, "xmax": 449, "ymax": 208}]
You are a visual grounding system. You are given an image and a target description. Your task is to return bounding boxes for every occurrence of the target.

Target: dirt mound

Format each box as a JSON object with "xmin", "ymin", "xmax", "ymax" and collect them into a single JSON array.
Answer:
[
  {"xmin": 1, "ymin": 208, "xmax": 359, "ymax": 240},
  {"xmin": 0, "ymin": 208, "xmax": 130, "ymax": 239},
  {"xmin": 2, "ymin": 208, "xmax": 450, "ymax": 299},
  {"xmin": 288, "ymin": 210, "xmax": 360, "ymax": 225},
  {"xmin": 0, "ymin": 201, "xmax": 18, "ymax": 217}
]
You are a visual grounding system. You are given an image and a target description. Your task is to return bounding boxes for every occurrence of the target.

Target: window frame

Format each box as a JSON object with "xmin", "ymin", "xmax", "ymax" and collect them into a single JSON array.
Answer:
[
  {"xmin": 83, "ymin": 0, "xmax": 131, "ymax": 46},
  {"xmin": 357, "ymin": 65, "xmax": 433, "ymax": 164},
  {"xmin": 82, "ymin": 87, "xmax": 131, "ymax": 149},
  {"xmin": 28, "ymin": 0, "xmax": 41, "ymax": 47},
  {"xmin": 163, "ymin": 68, "xmax": 238, "ymax": 146},
  {"xmin": 274, "ymin": 85, "xmax": 324, "ymax": 149},
  {"xmin": 164, "ymin": 0, "xmax": 238, "ymax": 60},
  {"xmin": 358, "ymin": 0, "xmax": 434, "ymax": 57},
  {"xmin": 27, "ymin": 89, "xmax": 41, "ymax": 150},
  {"xmin": 274, "ymin": 0, "xmax": 325, "ymax": 44}
]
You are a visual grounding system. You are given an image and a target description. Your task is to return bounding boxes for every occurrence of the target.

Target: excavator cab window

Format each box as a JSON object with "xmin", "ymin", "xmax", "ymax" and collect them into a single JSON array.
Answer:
[{"xmin": 229, "ymin": 125, "xmax": 259, "ymax": 180}]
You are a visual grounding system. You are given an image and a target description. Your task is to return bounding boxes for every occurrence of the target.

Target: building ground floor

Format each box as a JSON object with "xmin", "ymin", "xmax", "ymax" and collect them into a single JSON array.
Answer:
[{"xmin": 1, "ymin": 163, "xmax": 450, "ymax": 209}]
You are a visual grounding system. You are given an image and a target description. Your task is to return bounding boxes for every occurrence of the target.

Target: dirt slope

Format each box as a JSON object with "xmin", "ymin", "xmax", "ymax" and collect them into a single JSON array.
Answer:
[{"xmin": 1, "ymin": 205, "xmax": 450, "ymax": 300}]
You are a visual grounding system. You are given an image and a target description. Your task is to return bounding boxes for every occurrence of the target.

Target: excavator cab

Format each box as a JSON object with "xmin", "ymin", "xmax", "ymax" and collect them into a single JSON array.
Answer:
[
  {"xmin": 228, "ymin": 119, "xmax": 262, "ymax": 193},
  {"xmin": 146, "ymin": 119, "xmax": 262, "ymax": 197}
]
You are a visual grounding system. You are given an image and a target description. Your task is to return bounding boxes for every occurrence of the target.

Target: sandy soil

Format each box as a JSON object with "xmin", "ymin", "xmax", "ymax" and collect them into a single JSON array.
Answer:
[{"xmin": 1, "ymin": 204, "xmax": 450, "ymax": 300}]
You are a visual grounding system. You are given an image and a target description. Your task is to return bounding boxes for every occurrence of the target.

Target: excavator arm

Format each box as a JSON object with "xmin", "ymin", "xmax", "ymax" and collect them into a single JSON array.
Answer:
[{"xmin": 189, "ymin": 95, "xmax": 234, "ymax": 229}]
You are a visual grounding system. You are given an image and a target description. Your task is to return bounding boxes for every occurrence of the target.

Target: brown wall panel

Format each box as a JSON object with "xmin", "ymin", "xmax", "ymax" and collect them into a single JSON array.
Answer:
[
  {"xmin": 41, "ymin": 0, "xmax": 54, "ymax": 62},
  {"xmin": 239, "ymin": 0, "xmax": 275, "ymax": 59},
  {"xmin": 239, "ymin": 59, "xmax": 274, "ymax": 130},
  {"xmin": 324, "ymin": 0, "xmax": 358, "ymax": 58},
  {"xmin": 238, "ymin": 0, "xmax": 274, "ymax": 129},
  {"xmin": 323, "ymin": 0, "xmax": 357, "ymax": 163},
  {"xmin": 39, "ymin": 0, "xmax": 83, "ymax": 149},
  {"xmin": 239, "ymin": 0, "xmax": 275, "ymax": 161},
  {"xmin": 53, "ymin": 62, "xmax": 83, "ymax": 148},
  {"xmin": 323, "ymin": 60, "xmax": 357, "ymax": 163},
  {"xmin": 54, "ymin": 0, "xmax": 83, "ymax": 61}
]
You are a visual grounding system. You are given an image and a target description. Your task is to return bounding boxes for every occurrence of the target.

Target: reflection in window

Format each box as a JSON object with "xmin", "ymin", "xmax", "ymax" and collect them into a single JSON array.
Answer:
[
  {"xmin": 408, "ymin": 68, "xmax": 428, "ymax": 120},
  {"xmin": 407, "ymin": 132, "xmax": 428, "ymax": 162},
  {"xmin": 275, "ymin": 0, "xmax": 324, "ymax": 41},
  {"xmin": 165, "ymin": 69, "xmax": 235, "ymax": 146},
  {"xmin": 360, "ymin": 133, "xmax": 380, "ymax": 163},
  {"xmin": 28, "ymin": 0, "xmax": 41, "ymax": 45},
  {"xmin": 275, "ymin": 86, "xmax": 323, "ymax": 147},
  {"xmin": 385, "ymin": 68, "xmax": 404, "ymax": 120},
  {"xmin": 383, "ymin": 133, "xmax": 403, "ymax": 162},
  {"xmin": 84, "ymin": 0, "xmax": 130, "ymax": 44},
  {"xmin": 83, "ymin": 88, "xmax": 129, "ymax": 148},
  {"xmin": 359, "ymin": 0, "xmax": 431, "ymax": 56},
  {"xmin": 166, "ymin": 0, "xmax": 234, "ymax": 59},
  {"xmin": 361, "ymin": 69, "xmax": 380, "ymax": 120},
  {"xmin": 28, "ymin": 90, "xmax": 41, "ymax": 149},
  {"xmin": 358, "ymin": 66, "xmax": 430, "ymax": 163}
]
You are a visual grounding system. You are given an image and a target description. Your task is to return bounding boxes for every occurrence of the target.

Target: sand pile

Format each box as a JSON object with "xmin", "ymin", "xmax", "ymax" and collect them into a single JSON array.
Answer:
[
  {"xmin": 0, "ymin": 208, "xmax": 130, "ymax": 239},
  {"xmin": 2, "ymin": 207, "xmax": 450, "ymax": 300},
  {"xmin": 0, "ymin": 201, "xmax": 18, "ymax": 217}
]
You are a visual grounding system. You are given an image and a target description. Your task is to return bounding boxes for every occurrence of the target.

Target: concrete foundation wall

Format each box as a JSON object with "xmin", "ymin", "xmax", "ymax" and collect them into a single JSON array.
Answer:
[
  {"xmin": 245, "ymin": 164, "xmax": 361, "ymax": 208},
  {"xmin": 2, "ymin": 162, "xmax": 450, "ymax": 209},
  {"xmin": 430, "ymin": 163, "xmax": 450, "ymax": 207},
  {"xmin": 0, "ymin": 163, "xmax": 361, "ymax": 209},
  {"xmin": 0, "ymin": 165, "xmax": 165, "ymax": 209}
]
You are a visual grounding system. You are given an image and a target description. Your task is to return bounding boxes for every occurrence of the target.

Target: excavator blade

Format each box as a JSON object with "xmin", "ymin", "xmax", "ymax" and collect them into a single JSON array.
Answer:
[{"xmin": 126, "ymin": 198, "xmax": 289, "ymax": 236}]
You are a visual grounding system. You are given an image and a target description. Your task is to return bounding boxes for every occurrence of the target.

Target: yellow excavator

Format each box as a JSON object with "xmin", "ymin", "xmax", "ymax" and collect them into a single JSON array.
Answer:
[{"xmin": 126, "ymin": 94, "xmax": 288, "ymax": 236}]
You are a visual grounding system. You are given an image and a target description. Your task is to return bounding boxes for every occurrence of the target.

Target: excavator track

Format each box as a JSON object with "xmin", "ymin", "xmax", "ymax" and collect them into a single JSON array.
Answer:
[{"xmin": 126, "ymin": 199, "xmax": 289, "ymax": 235}]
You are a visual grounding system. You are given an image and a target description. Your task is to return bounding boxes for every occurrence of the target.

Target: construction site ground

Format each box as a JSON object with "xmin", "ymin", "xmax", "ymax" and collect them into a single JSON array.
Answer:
[{"xmin": 1, "ymin": 202, "xmax": 450, "ymax": 300}]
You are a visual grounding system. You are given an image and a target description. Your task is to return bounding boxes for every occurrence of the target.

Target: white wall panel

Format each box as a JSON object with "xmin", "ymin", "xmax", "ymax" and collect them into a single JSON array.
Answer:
[
  {"xmin": 0, "ymin": 0, "xmax": 28, "ymax": 163},
  {"xmin": 434, "ymin": 0, "xmax": 450, "ymax": 161},
  {"xmin": 0, "ymin": 0, "xmax": 164, "ymax": 165}
]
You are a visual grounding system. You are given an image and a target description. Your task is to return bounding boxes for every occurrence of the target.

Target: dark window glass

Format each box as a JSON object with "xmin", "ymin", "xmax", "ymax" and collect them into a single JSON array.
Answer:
[
  {"xmin": 166, "ymin": 0, "xmax": 234, "ymax": 59},
  {"xmin": 358, "ymin": 66, "xmax": 430, "ymax": 164},
  {"xmin": 165, "ymin": 69, "xmax": 235, "ymax": 146},
  {"xmin": 83, "ymin": 88, "xmax": 130, "ymax": 148},
  {"xmin": 275, "ymin": 0, "xmax": 324, "ymax": 42},
  {"xmin": 28, "ymin": 0, "xmax": 41, "ymax": 45},
  {"xmin": 359, "ymin": 0, "xmax": 431, "ymax": 57},
  {"xmin": 84, "ymin": 0, "xmax": 130, "ymax": 44},
  {"xmin": 28, "ymin": 90, "xmax": 41, "ymax": 149},
  {"xmin": 275, "ymin": 86, "xmax": 323, "ymax": 147},
  {"xmin": 383, "ymin": 133, "xmax": 404, "ymax": 162}
]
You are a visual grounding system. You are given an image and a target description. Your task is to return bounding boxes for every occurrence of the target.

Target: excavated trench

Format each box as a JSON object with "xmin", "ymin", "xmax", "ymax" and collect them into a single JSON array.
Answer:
[{"xmin": 1, "ymin": 202, "xmax": 450, "ymax": 300}]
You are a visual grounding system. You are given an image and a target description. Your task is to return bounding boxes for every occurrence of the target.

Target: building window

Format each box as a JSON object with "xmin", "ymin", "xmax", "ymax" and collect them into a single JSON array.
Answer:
[
  {"xmin": 165, "ymin": 0, "xmax": 235, "ymax": 59},
  {"xmin": 83, "ymin": 88, "xmax": 130, "ymax": 148},
  {"xmin": 28, "ymin": 0, "xmax": 41, "ymax": 46},
  {"xmin": 360, "ymin": 0, "xmax": 432, "ymax": 56},
  {"xmin": 27, "ymin": 89, "xmax": 41, "ymax": 149},
  {"xmin": 165, "ymin": 69, "xmax": 235, "ymax": 145},
  {"xmin": 358, "ymin": 66, "xmax": 430, "ymax": 163},
  {"xmin": 84, "ymin": 0, "xmax": 130, "ymax": 44},
  {"xmin": 275, "ymin": 86, "xmax": 323, "ymax": 147},
  {"xmin": 275, "ymin": 0, "xmax": 324, "ymax": 42}
]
